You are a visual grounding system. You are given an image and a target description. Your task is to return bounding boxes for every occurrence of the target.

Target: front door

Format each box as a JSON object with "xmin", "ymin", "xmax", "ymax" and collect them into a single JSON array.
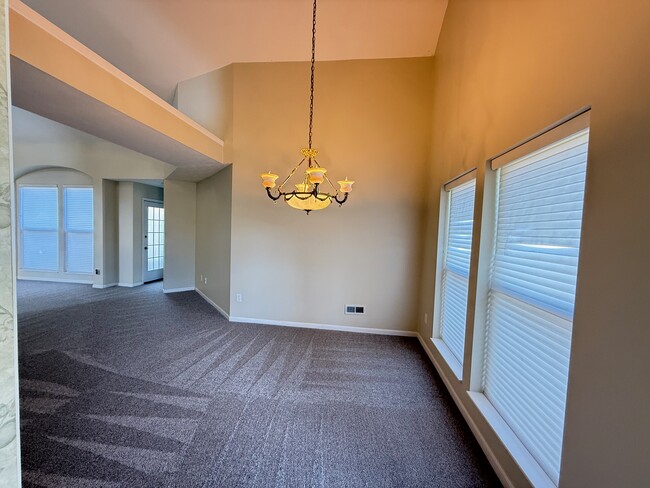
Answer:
[{"xmin": 142, "ymin": 199, "xmax": 164, "ymax": 282}]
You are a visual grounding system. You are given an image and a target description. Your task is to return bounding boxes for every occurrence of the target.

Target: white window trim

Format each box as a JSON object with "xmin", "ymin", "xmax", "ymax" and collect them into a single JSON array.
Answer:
[
  {"xmin": 432, "ymin": 169, "xmax": 477, "ymax": 381},
  {"xmin": 470, "ymin": 111, "xmax": 591, "ymax": 488},
  {"xmin": 17, "ymin": 183, "xmax": 94, "ymax": 282}
]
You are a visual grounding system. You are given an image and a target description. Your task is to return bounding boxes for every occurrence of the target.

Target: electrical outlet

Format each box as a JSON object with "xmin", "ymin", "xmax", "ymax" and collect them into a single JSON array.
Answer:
[
  {"xmin": 424, "ymin": 312, "xmax": 428, "ymax": 324},
  {"xmin": 345, "ymin": 305, "xmax": 365, "ymax": 315},
  {"xmin": 236, "ymin": 293, "xmax": 242, "ymax": 303},
  {"xmin": 204, "ymin": 277, "xmax": 208, "ymax": 284}
]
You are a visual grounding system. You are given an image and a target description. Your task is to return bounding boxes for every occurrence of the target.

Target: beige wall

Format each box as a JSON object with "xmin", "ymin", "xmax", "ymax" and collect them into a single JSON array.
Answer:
[
  {"xmin": 418, "ymin": 1, "xmax": 650, "ymax": 487},
  {"xmin": 101, "ymin": 179, "xmax": 118, "ymax": 286},
  {"xmin": 219, "ymin": 58, "xmax": 431, "ymax": 329},
  {"xmin": 175, "ymin": 64, "xmax": 233, "ymax": 161},
  {"xmin": 177, "ymin": 58, "xmax": 433, "ymax": 330},
  {"xmin": 118, "ymin": 181, "xmax": 135, "ymax": 284},
  {"xmin": 163, "ymin": 179, "xmax": 196, "ymax": 291},
  {"xmin": 177, "ymin": 65, "xmax": 233, "ymax": 313},
  {"xmin": 0, "ymin": 0, "xmax": 19, "ymax": 483},
  {"xmin": 195, "ymin": 165, "xmax": 232, "ymax": 314}
]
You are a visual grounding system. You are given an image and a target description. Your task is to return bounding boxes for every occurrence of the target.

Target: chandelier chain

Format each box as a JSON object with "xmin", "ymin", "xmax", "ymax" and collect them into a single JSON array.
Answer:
[{"xmin": 308, "ymin": 0, "xmax": 317, "ymax": 151}]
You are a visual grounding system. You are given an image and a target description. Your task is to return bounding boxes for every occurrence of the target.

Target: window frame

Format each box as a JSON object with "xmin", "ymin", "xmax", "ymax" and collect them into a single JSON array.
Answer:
[
  {"xmin": 17, "ymin": 183, "xmax": 94, "ymax": 279},
  {"xmin": 432, "ymin": 169, "xmax": 477, "ymax": 381},
  {"xmin": 469, "ymin": 110, "xmax": 591, "ymax": 488}
]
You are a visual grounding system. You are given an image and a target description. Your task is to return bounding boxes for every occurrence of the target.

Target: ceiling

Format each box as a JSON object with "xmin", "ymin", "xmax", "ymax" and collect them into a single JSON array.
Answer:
[{"xmin": 23, "ymin": 0, "xmax": 448, "ymax": 103}]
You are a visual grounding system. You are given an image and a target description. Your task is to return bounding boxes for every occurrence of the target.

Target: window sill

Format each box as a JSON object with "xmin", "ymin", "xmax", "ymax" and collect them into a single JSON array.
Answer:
[
  {"xmin": 468, "ymin": 391, "xmax": 556, "ymax": 488},
  {"xmin": 432, "ymin": 337, "xmax": 463, "ymax": 381}
]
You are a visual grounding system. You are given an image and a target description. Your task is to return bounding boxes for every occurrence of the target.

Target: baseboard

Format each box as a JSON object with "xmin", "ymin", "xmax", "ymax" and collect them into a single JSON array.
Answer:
[
  {"xmin": 229, "ymin": 315, "xmax": 418, "ymax": 337},
  {"xmin": 118, "ymin": 282, "xmax": 144, "ymax": 288},
  {"xmin": 18, "ymin": 276, "xmax": 93, "ymax": 285},
  {"xmin": 195, "ymin": 288, "xmax": 229, "ymax": 319},
  {"xmin": 92, "ymin": 282, "xmax": 117, "ymax": 289},
  {"xmin": 163, "ymin": 286, "xmax": 196, "ymax": 294},
  {"xmin": 415, "ymin": 333, "xmax": 515, "ymax": 488}
]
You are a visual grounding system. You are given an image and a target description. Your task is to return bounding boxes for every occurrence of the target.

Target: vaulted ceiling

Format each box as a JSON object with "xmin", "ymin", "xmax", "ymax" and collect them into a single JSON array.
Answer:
[{"xmin": 23, "ymin": 0, "xmax": 448, "ymax": 102}]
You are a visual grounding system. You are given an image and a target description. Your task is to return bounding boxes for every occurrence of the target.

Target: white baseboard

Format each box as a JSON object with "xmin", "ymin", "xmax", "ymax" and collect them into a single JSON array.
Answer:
[
  {"xmin": 92, "ymin": 282, "xmax": 117, "ymax": 289},
  {"xmin": 18, "ymin": 276, "xmax": 93, "ymax": 285},
  {"xmin": 163, "ymin": 286, "xmax": 196, "ymax": 294},
  {"xmin": 118, "ymin": 282, "xmax": 144, "ymax": 288},
  {"xmin": 195, "ymin": 288, "xmax": 229, "ymax": 319},
  {"xmin": 192, "ymin": 288, "xmax": 416, "ymax": 337},
  {"xmin": 229, "ymin": 315, "xmax": 418, "ymax": 337},
  {"xmin": 415, "ymin": 333, "xmax": 515, "ymax": 488}
]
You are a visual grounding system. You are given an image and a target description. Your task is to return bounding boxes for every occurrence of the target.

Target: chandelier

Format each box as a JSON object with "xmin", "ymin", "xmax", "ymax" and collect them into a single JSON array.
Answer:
[{"xmin": 260, "ymin": 0, "xmax": 354, "ymax": 214}]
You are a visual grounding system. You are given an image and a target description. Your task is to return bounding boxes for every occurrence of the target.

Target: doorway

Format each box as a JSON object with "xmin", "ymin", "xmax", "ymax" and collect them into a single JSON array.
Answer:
[{"xmin": 142, "ymin": 199, "xmax": 164, "ymax": 283}]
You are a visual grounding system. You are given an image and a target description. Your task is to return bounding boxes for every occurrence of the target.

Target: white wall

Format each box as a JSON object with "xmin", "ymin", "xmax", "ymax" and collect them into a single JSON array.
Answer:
[{"xmin": 163, "ymin": 180, "xmax": 196, "ymax": 292}]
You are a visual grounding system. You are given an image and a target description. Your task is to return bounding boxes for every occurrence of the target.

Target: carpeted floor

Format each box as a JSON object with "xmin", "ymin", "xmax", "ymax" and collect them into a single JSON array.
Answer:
[{"xmin": 17, "ymin": 280, "xmax": 501, "ymax": 488}]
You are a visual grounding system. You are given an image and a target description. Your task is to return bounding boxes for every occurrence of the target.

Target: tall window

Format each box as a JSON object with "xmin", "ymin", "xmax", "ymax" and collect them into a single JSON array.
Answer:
[
  {"xmin": 20, "ymin": 187, "xmax": 59, "ymax": 271},
  {"xmin": 64, "ymin": 188, "xmax": 94, "ymax": 273},
  {"xmin": 481, "ymin": 126, "xmax": 589, "ymax": 485},
  {"xmin": 436, "ymin": 176, "xmax": 476, "ymax": 370},
  {"xmin": 19, "ymin": 185, "xmax": 94, "ymax": 275}
]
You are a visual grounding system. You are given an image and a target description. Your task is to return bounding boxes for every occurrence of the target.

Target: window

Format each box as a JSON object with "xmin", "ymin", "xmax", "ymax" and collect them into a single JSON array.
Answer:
[
  {"xmin": 20, "ymin": 186, "xmax": 59, "ymax": 271},
  {"xmin": 64, "ymin": 188, "xmax": 94, "ymax": 273},
  {"xmin": 19, "ymin": 185, "xmax": 94, "ymax": 275},
  {"xmin": 480, "ymin": 124, "xmax": 589, "ymax": 485},
  {"xmin": 435, "ymin": 175, "xmax": 476, "ymax": 371}
]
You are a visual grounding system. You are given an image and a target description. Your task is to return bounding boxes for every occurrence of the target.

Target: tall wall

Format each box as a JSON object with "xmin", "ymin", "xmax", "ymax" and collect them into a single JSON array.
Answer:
[
  {"xmin": 229, "ymin": 59, "xmax": 432, "ymax": 330},
  {"xmin": 101, "ymin": 179, "xmax": 118, "ymax": 286},
  {"xmin": 177, "ymin": 65, "xmax": 233, "ymax": 313},
  {"xmin": 195, "ymin": 165, "xmax": 232, "ymax": 314},
  {"xmin": 418, "ymin": 1, "xmax": 650, "ymax": 487},
  {"xmin": 0, "ymin": 0, "xmax": 19, "ymax": 484},
  {"xmin": 178, "ymin": 58, "xmax": 433, "ymax": 331},
  {"xmin": 163, "ymin": 180, "xmax": 196, "ymax": 292}
]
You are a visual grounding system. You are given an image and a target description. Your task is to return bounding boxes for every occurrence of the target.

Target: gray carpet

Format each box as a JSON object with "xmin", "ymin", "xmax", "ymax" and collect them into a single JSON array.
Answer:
[{"xmin": 17, "ymin": 280, "xmax": 501, "ymax": 488}]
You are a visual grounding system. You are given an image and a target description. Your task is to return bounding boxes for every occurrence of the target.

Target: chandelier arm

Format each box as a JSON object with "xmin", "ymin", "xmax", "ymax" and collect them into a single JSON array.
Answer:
[
  {"xmin": 277, "ymin": 158, "xmax": 307, "ymax": 191},
  {"xmin": 334, "ymin": 192, "xmax": 349, "ymax": 205},
  {"xmin": 265, "ymin": 187, "xmax": 282, "ymax": 201}
]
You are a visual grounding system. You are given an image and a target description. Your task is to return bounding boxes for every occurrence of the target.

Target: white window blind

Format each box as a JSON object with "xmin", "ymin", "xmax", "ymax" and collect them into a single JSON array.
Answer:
[
  {"xmin": 482, "ymin": 128, "xmax": 589, "ymax": 485},
  {"xmin": 64, "ymin": 187, "xmax": 94, "ymax": 273},
  {"xmin": 20, "ymin": 186, "xmax": 59, "ymax": 271},
  {"xmin": 439, "ymin": 179, "xmax": 476, "ymax": 365}
]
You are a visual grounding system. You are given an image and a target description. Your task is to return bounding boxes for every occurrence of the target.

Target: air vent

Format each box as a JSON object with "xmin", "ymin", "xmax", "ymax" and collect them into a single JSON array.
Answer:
[{"xmin": 345, "ymin": 305, "xmax": 365, "ymax": 315}]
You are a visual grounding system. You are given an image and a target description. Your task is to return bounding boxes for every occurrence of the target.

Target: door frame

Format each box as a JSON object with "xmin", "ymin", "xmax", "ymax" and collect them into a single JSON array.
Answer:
[{"xmin": 142, "ymin": 198, "xmax": 164, "ymax": 283}]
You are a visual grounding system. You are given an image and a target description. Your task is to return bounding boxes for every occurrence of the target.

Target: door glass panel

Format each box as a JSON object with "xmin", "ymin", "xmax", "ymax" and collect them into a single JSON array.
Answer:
[{"xmin": 147, "ymin": 203, "xmax": 165, "ymax": 272}]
